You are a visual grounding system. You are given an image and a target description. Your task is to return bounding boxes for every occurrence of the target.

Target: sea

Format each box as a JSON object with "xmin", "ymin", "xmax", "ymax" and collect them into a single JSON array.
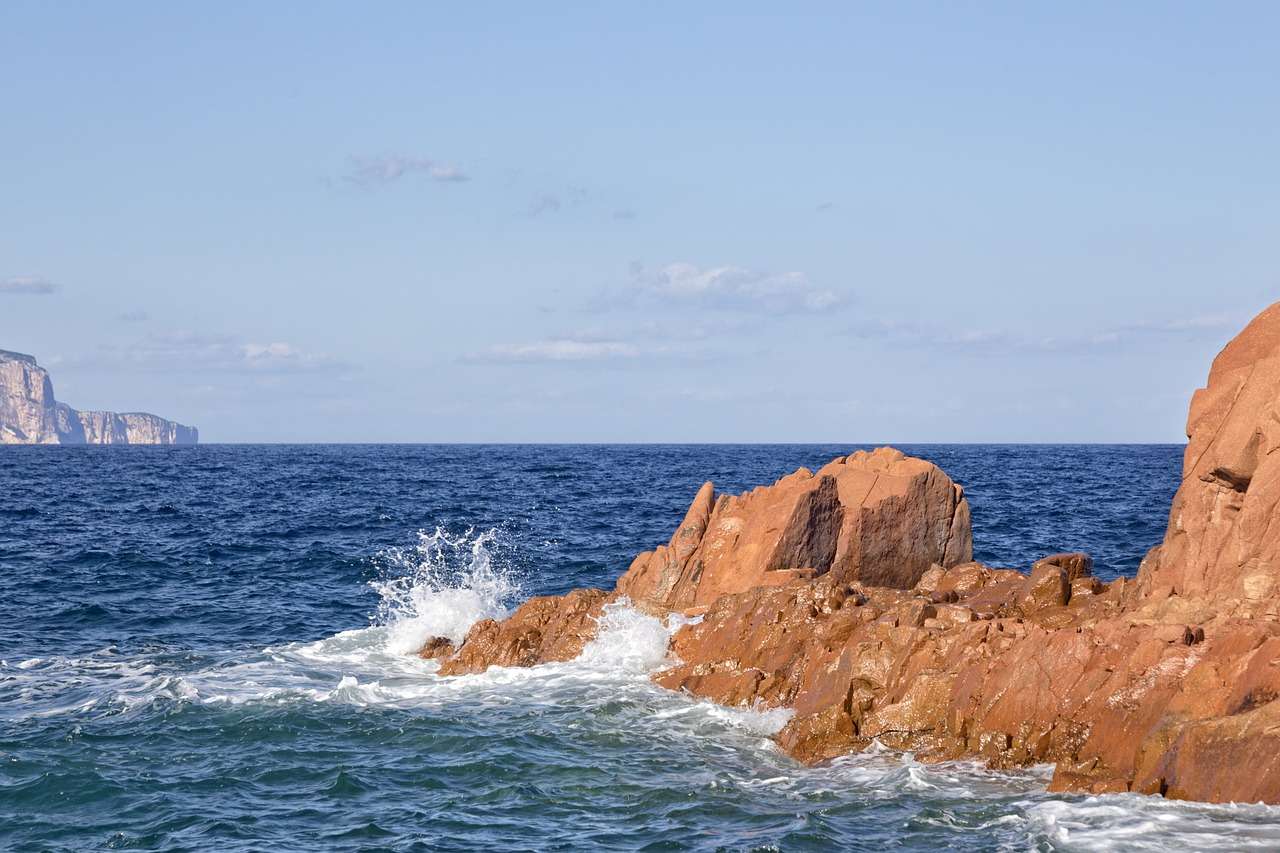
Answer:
[{"xmin": 4, "ymin": 444, "xmax": 1280, "ymax": 852}]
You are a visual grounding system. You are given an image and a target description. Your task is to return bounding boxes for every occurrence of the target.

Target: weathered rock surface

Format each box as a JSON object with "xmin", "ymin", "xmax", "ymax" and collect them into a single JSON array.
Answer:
[
  {"xmin": 428, "ymin": 301, "xmax": 1280, "ymax": 805},
  {"xmin": 0, "ymin": 349, "xmax": 196, "ymax": 445},
  {"xmin": 616, "ymin": 447, "xmax": 972, "ymax": 614}
]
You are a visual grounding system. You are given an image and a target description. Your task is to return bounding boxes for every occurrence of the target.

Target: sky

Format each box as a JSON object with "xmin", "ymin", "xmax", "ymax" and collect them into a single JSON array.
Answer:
[{"xmin": 2, "ymin": 2, "xmax": 1277, "ymax": 442}]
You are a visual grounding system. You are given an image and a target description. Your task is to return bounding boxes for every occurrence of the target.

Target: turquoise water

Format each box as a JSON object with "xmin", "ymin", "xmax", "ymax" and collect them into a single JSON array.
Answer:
[{"xmin": 4, "ymin": 444, "xmax": 1279, "ymax": 851}]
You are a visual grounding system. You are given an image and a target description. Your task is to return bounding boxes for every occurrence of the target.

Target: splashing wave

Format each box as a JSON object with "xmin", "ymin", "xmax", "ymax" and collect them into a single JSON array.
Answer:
[{"xmin": 370, "ymin": 526, "xmax": 520, "ymax": 655}]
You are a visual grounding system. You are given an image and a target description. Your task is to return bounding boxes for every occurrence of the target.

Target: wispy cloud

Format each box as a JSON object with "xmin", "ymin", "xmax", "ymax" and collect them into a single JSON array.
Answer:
[
  {"xmin": 94, "ymin": 331, "xmax": 347, "ymax": 374},
  {"xmin": 464, "ymin": 338, "xmax": 641, "ymax": 364},
  {"xmin": 238, "ymin": 341, "xmax": 337, "ymax": 371},
  {"xmin": 619, "ymin": 261, "xmax": 844, "ymax": 313},
  {"xmin": 526, "ymin": 186, "xmax": 588, "ymax": 218},
  {"xmin": 1117, "ymin": 314, "xmax": 1240, "ymax": 334},
  {"xmin": 344, "ymin": 155, "xmax": 469, "ymax": 188},
  {"xmin": 117, "ymin": 309, "xmax": 149, "ymax": 323},
  {"xmin": 527, "ymin": 193, "xmax": 562, "ymax": 217},
  {"xmin": 1, "ymin": 275, "xmax": 58, "ymax": 294},
  {"xmin": 846, "ymin": 312, "xmax": 1243, "ymax": 355},
  {"xmin": 462, "ymin": 329, "xmax": 723, "ymax": 366}
]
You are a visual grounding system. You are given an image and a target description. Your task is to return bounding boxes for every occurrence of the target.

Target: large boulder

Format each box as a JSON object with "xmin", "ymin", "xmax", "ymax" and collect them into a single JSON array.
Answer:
[{"xmin": 616, "ymin": 447, "xmax": 972, "ymax": 614}]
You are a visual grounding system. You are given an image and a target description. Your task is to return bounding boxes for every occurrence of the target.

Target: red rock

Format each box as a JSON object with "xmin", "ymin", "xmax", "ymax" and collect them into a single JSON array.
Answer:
[
  {"xmin": 1033, "ymin": 552, "xmax": 1093, "ymax": 582},
  {"xmin": 1069, "ymin": 576, "xmax": 1104, "ymax": 602},
  {"xmin": 416, "ymin": 636, "xmax": 455, "ymax": 660},
  {"xmin": 1019, "ymin": 564, "xmax": 1069, "ymax": 611}
]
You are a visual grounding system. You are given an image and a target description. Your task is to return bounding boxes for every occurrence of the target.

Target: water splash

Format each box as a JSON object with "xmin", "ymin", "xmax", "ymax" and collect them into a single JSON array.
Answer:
[
  {"xmin": 369, "ymin": 527, "xmax": 520, "ymax": 655},
  {"xmin": 574, "ymin": 600, "xmax": 674, "ymax": 674}
]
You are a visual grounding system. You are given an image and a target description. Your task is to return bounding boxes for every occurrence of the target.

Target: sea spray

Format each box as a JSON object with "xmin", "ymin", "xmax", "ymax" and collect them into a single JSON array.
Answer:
[{"xmin": 370, "ymin": 526, "xmax": 520, "ymax": 655}]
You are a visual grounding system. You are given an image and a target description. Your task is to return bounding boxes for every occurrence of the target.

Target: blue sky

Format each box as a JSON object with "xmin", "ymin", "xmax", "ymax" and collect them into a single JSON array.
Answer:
[{"xmin": 2, "ymin": 2, "xmax": 1276, "ymax": 442}]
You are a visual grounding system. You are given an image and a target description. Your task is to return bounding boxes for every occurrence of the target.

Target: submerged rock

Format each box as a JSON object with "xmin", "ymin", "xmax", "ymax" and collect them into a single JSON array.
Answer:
[
  {"xmin": 416, "ymin": 636, "xmax": 456, "ymax": 660},
  {"xmin": 429, "ymin": 301, "xmax": 1280, "ymax": 806},
  {"xmin": 437, "ymin": 588, "xmax": 610, "ymax": 675},
  {"xmin": 0, "ymin": 349, "xmax": 196, "ymax": 445}
]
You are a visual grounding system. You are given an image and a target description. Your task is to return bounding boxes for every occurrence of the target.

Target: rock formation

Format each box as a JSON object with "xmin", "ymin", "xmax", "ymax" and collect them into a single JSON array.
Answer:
[
  {"xmin": 425, "ymin": 300, "xmax": 1280, "ymax": 805},
  {"xmin": 616, "ymin": 448, "xmax": 971, "ymax": 615},
  {"xmin": 0, "ymin": 349, "xmax": 197, "ymax": 445}
]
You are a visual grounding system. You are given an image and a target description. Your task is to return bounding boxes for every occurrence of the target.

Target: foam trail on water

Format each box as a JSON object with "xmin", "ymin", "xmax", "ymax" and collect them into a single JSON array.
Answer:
[
  {"xmin": 369, "ymin": 527, "xmax": 519, "ymax": 655},
  {"xmin": 1017, "ymin": 795, "xmax": 1280, "ymax": 851}
]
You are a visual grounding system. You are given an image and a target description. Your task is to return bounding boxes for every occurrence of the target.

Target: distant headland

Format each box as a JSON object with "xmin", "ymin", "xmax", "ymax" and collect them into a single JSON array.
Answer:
[{"xmin": 0, "ymin": 349, "xmax": 197, "ymax": 445}]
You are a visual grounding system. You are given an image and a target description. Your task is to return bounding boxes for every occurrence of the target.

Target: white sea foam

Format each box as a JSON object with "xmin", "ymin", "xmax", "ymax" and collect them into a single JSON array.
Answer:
[
  {"xmin": 574, "ymin": 600, "xmax": 674, "ymax": 674},
  {"xmin": 1016, "ymin": 794, "xmax": 1280, "ymax": 851},
  {"xmin": 653, "ymin": 699, "xmax": 794, "ymax": 739},
  {"xmin": 0, "ymin": 528, "xmax": 772, "ymax": 745},
  {"xmin": 0, "ymin": 648, "xmax": 179, "ymax": 717}
]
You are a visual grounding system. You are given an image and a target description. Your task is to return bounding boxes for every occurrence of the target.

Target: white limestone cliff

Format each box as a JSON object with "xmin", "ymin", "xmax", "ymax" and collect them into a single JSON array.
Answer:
[{"xmin": 0, "ymin": 349, "xmax": 197, "ymax": 445}]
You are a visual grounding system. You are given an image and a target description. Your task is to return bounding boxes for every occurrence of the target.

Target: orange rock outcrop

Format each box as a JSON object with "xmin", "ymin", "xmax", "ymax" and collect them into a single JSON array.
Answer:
[
  {"xmin": 617, "ymin": 447, "xmax": 972, "ymax": 614},
  {"xmin": 427, "ymin": 301, "xmax": 1280, "ymax": 805}
]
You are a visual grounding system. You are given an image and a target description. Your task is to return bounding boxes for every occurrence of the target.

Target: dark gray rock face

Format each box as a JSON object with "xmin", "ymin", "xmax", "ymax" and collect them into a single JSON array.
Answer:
[{"xmin": 0, "ymin": 349, "xmax": 197, "ymax": 445}]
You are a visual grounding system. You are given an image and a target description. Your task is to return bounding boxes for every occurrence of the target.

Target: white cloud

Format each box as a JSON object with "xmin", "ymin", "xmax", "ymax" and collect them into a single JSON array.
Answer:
[
  {"xmin": 241, "ymin": 341, "xmax": 308, "ymax": 368},
  {"xmin": 466, "ymin": 338, "xmax": 641, "ymax": 363},
  {"xmin": 625, "ymin": 262, "xmax": 843, "ymax": 312},
  {"xmin": 344, "ymin": 155, "xmax": 469, "ymax": 188},
  {"xmin": 1, "ymin": 275, "xmax": 58, "ymax": 294},
  {"xmin": 92, "ymin": 331, "xmax": 345, "ymax": 374}
]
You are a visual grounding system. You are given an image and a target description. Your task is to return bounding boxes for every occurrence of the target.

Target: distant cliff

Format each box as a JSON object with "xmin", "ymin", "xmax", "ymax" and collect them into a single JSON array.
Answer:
[{"xmin": 0, "ymin": 349, "xmax": 197, "ymax": 445}]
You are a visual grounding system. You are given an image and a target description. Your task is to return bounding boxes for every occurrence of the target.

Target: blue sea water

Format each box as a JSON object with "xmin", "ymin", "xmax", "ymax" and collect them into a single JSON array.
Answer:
[{"xmin": 3, "ymin": 444, "xmax": 1280, "ymax": 852}]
